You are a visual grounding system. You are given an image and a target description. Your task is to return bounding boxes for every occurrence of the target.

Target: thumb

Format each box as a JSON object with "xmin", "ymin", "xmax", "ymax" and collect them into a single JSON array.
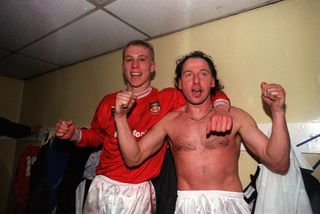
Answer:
[
  {"xmin": 261, "ymin": 81, "xmax": 268, "ymax": 97},
  {"xmin": 127, "ymin": 95, "xmax": 136, "ymax": 111},
  {"xmin": 261, "ymin": 81, "xmax": 267, "ymax": 87}
]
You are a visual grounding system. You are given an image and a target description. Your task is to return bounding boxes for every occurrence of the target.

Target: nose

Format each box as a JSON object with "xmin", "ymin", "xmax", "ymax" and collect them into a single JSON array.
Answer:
[
  {"xmin": 193, "ymin": 74, "xmax": 200, "ymax": 84},
  {"xmin": 132, "ymin": 59, "xmax": 138, "ymax": 68}
]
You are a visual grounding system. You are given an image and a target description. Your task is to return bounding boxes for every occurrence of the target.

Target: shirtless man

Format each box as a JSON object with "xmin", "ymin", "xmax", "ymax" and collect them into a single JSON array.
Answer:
[{"xmin": 115, "ymin": 51, "xmax": 290, "ymax": 213}]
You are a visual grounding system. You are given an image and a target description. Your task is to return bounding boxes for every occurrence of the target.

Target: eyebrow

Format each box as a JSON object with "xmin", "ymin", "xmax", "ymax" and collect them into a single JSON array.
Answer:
[
  {"xmin": 201, "ymin": 69, "xmax": 211, "ymax": 73},
  {"xmin": 181, "ymin": 70, "xmax": 191, "ymax": 74},
  {"xmin": 124, "ymin": 54, "xmax": 149, "ymax": 58},
  {"xmin": 182, "ymin": 68, "xmax": 210, "ymax": 73}
]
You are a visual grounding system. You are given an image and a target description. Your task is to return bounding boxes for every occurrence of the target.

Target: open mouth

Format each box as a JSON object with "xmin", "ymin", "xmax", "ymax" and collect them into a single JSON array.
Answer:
[
  {"xmin": 130, "ymin": 72, "xmax": 142, "ymax": 78},
  {"xmin": 191, "ymin": 87, "xmax": 203, "ymax": 96}
]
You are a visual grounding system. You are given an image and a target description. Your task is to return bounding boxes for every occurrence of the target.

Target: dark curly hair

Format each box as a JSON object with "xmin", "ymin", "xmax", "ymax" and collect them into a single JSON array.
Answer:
[{"xmin": 174, "ymin": 51, "xmax": 223, "ymax": 96}]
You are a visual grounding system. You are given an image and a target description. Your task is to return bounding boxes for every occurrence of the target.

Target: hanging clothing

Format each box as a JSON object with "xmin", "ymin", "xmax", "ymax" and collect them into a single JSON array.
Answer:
[
  {"xmin": 75, "ymin": 149, "xmax": 101, "ymax": 214},
  {"xmin": 254, "ymin": 143, "xmax": 313, "ymax": 214},
  {"xmin": 300, "ymin": 168, "xmax": 320, "ymax": 214},
  {"xmin": 243, "ymin": 166, "xmax": 260, "ymax": 213},
  {"xmin": 152, "ymin": 147, "xmax": 177, "ymax": 214},
  {"xmin": 55, "ymin": 145, "xmax": 93, "ymax": 214},
  {"xmin": 26, "ymin": 137, "xmax": 72, "ymax": 214},
  {"xmin": 14, "ymin": 144, "xmax": 41, "ymax": 214},
  {"xmin": 26, "ymin": 135, "xmax": 93, "ymax": 214}
]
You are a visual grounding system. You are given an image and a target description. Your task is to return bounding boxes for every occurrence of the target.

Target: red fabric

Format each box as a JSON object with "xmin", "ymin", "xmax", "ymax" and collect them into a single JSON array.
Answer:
[
  {"xmin": 77, "ymin": 87, "xmax": 228, "ymax": 183},
  {"xmin": 14, "ymin": 144, "xmax": 40, "ymax": 213}
]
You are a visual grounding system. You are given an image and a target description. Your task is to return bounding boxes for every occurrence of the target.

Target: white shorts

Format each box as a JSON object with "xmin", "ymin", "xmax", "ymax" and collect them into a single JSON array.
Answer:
[
  {"xmin": 175, "ymin": 190, "xmax": 250, "ymax": 214},
  {"xmin": 83, "ymin": 175, "xmax": 156, "ymax": 214}
]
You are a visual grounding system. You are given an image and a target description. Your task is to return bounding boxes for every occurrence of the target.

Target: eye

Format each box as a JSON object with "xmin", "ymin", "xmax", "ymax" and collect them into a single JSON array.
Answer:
[
  {"xmin": 183, "ymin": 72, "xmax": 192, "ymax": 78},
  {"xmin": 139, "ymin": 56, "xmax": 148, "ymax": 62},
  {"xmin": 200, "ymin": 70, "xmax": 210, "ymax": 77},
  {"xmin": 124, "ymin": 57, "xmax": 132, "ymax": 63}
]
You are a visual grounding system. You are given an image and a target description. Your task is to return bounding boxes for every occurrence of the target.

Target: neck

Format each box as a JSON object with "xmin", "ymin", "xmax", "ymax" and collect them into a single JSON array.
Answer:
[
  {"xmin": 134, "ymin": 87, "xmax": 152, "ymax": 99},
  {"xmin": 185, "ymin": 101, "xmax": 213, "ymax": 121},
  {"xmin": 126, "ymin": 86, "xmax": 152, "ymax": 99}
]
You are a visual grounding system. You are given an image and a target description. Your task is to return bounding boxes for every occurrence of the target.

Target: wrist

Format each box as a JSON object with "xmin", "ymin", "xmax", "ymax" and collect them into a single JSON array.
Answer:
[
  {"xmin": 272, "ymin": 109, "xmax": 286, "ymax": 118},
  {"xmin": 213, "ymin": 99, "xmax": 230, "ymax": 111},
  {"xmin": 70, "ymin": 128, "xmax": 82, "ymax": 142},
  {"xmin": 114, "ymin": 111, "xmax": 127, "ymax": 120}
]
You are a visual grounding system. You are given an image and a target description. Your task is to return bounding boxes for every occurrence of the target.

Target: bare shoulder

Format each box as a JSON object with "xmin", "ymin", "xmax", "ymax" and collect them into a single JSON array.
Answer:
[
  {"xmin": 165, "ymin": 105, "xmax": 185, "ymax": 118},
  {"xmin": 229, "ymin": 106, "xmax": 247, "ymax": 116},
  {"xmin": 229, "ymin": 106, "xmax": 256, "ymax": 124},
  {"xmin": 159, "ymin": 105, "xmax": 185, "ymax": 124}
]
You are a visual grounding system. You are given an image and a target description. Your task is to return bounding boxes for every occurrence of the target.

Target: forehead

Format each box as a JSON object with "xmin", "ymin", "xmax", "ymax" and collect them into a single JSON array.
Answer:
[
  {"xmin": 182, "ymin": 57, "xmax": 210, "ymax": 71},
  {"xmin": 124, "ymin": 45, "xmax": 151, "ymax": 57}
]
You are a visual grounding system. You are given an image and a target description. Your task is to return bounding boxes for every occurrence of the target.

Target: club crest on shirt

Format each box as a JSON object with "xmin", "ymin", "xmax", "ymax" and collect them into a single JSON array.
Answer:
[{"xmin": 149, "ymin": 101, "xmax": 160, "ymax": 114}]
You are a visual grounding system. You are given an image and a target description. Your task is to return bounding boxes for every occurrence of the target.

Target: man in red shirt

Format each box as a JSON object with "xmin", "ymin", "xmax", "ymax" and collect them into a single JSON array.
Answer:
[{"xmin": 55, "ymin": 41, "xmax": 232, "ymax": 213}]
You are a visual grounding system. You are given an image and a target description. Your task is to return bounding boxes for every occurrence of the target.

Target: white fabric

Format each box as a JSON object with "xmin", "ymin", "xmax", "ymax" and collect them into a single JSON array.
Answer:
[
  {"xmin": 83, "ymin": 175, "xmax": 156, "ymax": 214},
  {"xmin": 175, "ymin": 190, "xmax": 250, "ymax": 214},
  {"xmin": 254, "ymin": 143, "xmax": 313, "ymax": 214},
  {"xmin": 75, "ymin": 179, "xmax": 86, "ymax": 214},
  {"xmin": 83, "ymin": 150, "xmax": 101, "ymax": 179},
  {"xmin": 76, "ymin": 150, "xmax": 101, "ymax": 214}
]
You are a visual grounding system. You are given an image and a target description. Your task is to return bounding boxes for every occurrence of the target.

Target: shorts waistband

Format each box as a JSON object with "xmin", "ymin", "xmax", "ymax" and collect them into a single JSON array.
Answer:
[
  {"xmin": 177, "ymin": 190, "xmax": 244, "ymax": 199},
  {"xmin": 96, "ymin": 174, "xmax": 149, "ymax": 186}
]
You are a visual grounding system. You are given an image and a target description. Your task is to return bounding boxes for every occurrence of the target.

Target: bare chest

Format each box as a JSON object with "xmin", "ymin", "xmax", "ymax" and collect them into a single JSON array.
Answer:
[{"xmin": 166, "ymin": 117, "xmax": 235, "ymax": 152}]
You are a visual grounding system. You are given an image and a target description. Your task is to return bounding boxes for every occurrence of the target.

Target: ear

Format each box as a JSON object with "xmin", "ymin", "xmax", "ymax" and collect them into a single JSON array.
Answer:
[
  {"xmin": 211, "ymin": 79, "xmax": 215, "ymax": 88},
  {"xmin": 178, "ymin": 79, "xmax": 182, "ymax": 89},
  {"xmin": 150, "ymin": 62, "xmax": 156, "ymax": 73}
]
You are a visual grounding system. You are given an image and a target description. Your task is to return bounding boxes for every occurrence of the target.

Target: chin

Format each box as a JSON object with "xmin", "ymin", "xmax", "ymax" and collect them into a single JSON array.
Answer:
[{"xmin": 188, "ymin": 98, "xmax": 207, "ymax": 105}]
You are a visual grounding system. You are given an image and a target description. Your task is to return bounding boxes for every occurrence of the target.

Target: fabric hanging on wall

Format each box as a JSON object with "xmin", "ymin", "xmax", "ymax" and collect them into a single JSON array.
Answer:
[
  {"xmin": 254, "ymin": 142, "xmax": 313, "ymax": 214},
  {"xmin": 75, "ymin": 149, "xmax": 101, "ymax": 214},
  {"xmin": 243, "ymin": 166, "xmax": 260, "ymax": 213},
  {"xmin": 14, "ymin": 144, "xmax": 41, "ymax": 214},
  {"xmin": 26, "ymin": 137, "xmax": 71, "ymax": 214},
  {"xmin": 26, "ymin": 135, "xmax": 93, "ymax": 214},
  {"xmin": 151, "ymin": 147, "xmax": 177, "ymax": 214},
  {"xmin": 55, "ymin": 145, "xmax": 93, "ymax": 214},
  {"xmin": 300, "ymin": 168, "xmax": 320, "ymax": 214}
]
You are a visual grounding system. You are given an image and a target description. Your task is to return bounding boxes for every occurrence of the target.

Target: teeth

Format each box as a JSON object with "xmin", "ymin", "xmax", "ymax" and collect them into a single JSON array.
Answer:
[
  {"xmin": 131, "ymin": 72, "xmax": 141, "ymax": 77},
  {"xmin": 192, "ymin": 88, "xmax": 201, "ymax": 92}
]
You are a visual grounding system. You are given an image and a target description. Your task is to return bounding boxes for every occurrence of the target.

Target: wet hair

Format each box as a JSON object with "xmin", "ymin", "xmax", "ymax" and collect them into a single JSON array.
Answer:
[
  {"xmin": 174, "ymin": 51, "xmax": 223, "ymax": 96},
  {"xmin": 122, "ymin": 40, "xmax": 155, "ymax": 62}
]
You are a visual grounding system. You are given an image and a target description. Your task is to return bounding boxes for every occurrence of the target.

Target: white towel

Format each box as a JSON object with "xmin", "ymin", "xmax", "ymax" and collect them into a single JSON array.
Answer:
[{"xmin": 254, "ymin": 142, "xmax": 313, "ymax": 214}]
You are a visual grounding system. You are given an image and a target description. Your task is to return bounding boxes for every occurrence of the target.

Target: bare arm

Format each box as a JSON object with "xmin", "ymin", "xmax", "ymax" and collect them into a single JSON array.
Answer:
[
  {"xmin": 239, "ymin": 82, "xmax": 290, "ymax": 173},
  {"xmin": 114, "ymin": 91, "xmax": 168, "ymax": 167}
]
